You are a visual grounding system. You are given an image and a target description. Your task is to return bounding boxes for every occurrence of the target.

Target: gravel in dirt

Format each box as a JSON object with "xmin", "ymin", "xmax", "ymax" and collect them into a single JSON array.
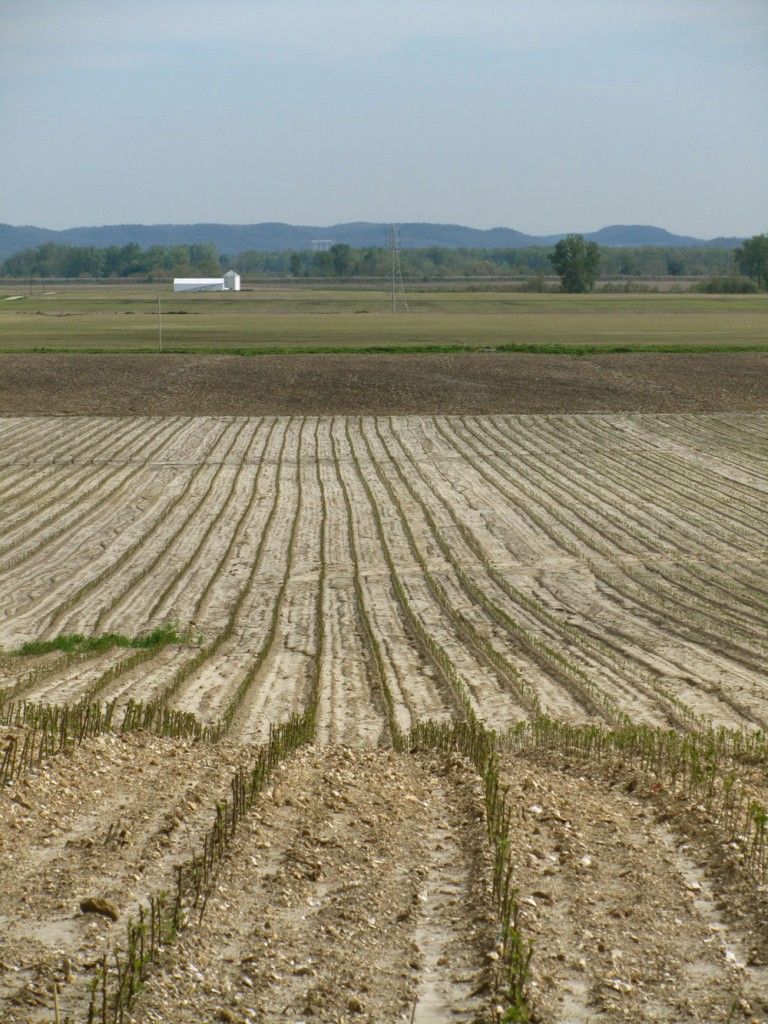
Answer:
[
  {"xmin": 502, "ymin": 748, "xmax": 768, "ymax": 1023},
  {"xmin": 3, "ymin": 735, "xmax": 768, "ymax": 1022},
  {"xmin": 1, "ymin": 398, "xmax": 767, "ymax": 1022},
  {"xmin": 0, "ymin": 732, "xmax": 253, "ymax": 1022},
  {"xmin": 127, "ymin": 746, "xmax": 497, "ymax": 1024},
  {"xmin": 1, "ymin": 352, "xmax": 767, "ymax": 415}
]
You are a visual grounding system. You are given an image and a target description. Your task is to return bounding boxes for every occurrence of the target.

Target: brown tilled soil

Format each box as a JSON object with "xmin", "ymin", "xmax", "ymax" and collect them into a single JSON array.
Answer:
[
  {"xmin": 128, "ymin": 746, "xmax": 499, "ymax": 1024},
  {"xmin": 503, "ymin": 749, "xmax": 768, "ymax": 1023},
  {"xmin": 0, "ymin": 740, "xmax": 499, "ymax": 1024},
  {"xmin": 1, "ymin": 352, "xmax": 767, "ymax": 415},
  {"xmin": 2, "ymin": 738, "xmax": 767, "ymax": 1023},
  {"xmin": 0, "ymin": 732, "xmax": 254, "ymax": 1022}
]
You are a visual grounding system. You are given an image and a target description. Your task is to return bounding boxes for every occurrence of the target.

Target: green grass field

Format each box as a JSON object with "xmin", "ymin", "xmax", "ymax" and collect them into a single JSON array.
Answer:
[{"xmin": 0, "ymin": 284, "xmax": 765, "ymax": 354}]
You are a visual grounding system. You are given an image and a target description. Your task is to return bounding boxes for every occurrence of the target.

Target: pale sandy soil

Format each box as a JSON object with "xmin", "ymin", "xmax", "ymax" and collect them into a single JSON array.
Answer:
[
  {"xmin": 126, "ymin": 746, "xmax": 498, "ymax": 1024},
  {"xmin": 501, "ymin": 748, "xmax": 768, "ymax": 1022},
  {"xmin": 2, "ymin": 739, "xmax": 766, "ymax": 1023},
  {"xmin": 0, "ymin": 733, "xmax": 255, "ymax": 1022},
  {"xmin": 1, "ymin": 412, "xmax": 767, "ymax": 1023},
  {"xmin": 2, "ymin": 414, "xmax": 765, "ymax": 736}
]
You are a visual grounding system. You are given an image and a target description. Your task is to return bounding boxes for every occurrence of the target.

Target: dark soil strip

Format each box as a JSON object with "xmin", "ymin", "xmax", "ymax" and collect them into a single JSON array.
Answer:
[{"xmin": 1, "ymin": 352, "xmax": 767, "ymax": 415}]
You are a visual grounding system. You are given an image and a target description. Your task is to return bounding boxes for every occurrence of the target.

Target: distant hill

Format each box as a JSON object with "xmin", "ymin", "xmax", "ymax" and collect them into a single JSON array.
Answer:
[
  {"xmin": 0, "ymin": 221, "xmax": 747, "ymax": 260},
  {"xmin": 580, "ymin": 224, "xmax": 746, "ymax": 248}
]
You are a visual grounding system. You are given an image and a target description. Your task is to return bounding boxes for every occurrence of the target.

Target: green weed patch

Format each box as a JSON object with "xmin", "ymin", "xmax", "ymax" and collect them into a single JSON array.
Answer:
[{"xmin": 11, "ymin": 624, "xmax": 185, "ymax": 658}]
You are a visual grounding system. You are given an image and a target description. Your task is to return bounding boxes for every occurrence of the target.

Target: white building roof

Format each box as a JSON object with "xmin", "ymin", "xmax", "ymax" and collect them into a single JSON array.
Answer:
[{"xmin": 173, "ymin": 278, "xmax": 225, "ymax": 286}]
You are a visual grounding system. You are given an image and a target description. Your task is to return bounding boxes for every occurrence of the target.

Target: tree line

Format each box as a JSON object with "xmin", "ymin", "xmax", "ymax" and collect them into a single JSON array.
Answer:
[
  {"xmin": 2, "ymin": 235, "xmax": 765, "ymax": 292},
  {"xmin": 0, "ymin": 241, "xmax": 221, "ymax": 279},
  {"xmin": 230, "ymin": 243, "xmax": 743, "ymax": 283},
  {"xmin": 547, "ymin": 234, "xmax": 766, "ymax": 292}
]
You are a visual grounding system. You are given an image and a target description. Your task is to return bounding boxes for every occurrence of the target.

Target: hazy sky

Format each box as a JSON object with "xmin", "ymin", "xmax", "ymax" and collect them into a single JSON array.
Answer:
[{"xmin": 1, "ymin": 0, "xmax": 766, "ymax": 236}]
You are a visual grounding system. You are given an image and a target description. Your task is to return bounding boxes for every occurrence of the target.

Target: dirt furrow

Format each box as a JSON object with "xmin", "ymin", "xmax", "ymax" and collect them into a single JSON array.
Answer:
[
  {"xmin": 346, "ymin": 420, "xmax": 528, "ymax": 730},
  {"xmin": 0, "ymin": 416, "xmax": 72, "ymax": 466},
  {"xmin": 528, "ymin": 564, "xmax": 768, "ymax": 730},
  {"xmin": 0, "ymin": 417, "xmax": 189, "ymax": 584},
  {"xmin": 56, "ymin": 419, "xmax": 239, "ymax": 636},
  {"xmin": 0, "ymin": 732, "xmax": 253, "ymax": 1023},
  {"xmin": 93, "ymin": 419, "xmax": 253, "ymax": 635},
  {"xmin": 191, "ymin": 417, "xmax": 284, "ymax": 631},
  {"xmin": 0, "ymin": 418, "xmax": 145, "ymax": 530},
  {"xmin": 630, "ymin": 414, "xmax": 768, "ymax": 490},
  {"xmin": 315, "ymin": 425, "xmax": 388, "ymax": 747},
  {"xmin": 501, "ymin": 749, "xmax": 768, "ymax": 1023},
  {"xmin": 411, "ymin": 777, "xmax": 494, "ymax": 1023},
  {"xmin": 330, "ymin": 419, "xmax": 459, "ymax": 730},
  {"xmin": 316, "ymin": 582, "xmax": 388, "ymax": 746},
  {"xmin": 126, "ymin": 747, "xmax": 498, "ymax": 1024},
  {"xmin": 555, "ymin": 415, "xmax": 768, "ymax": 544},
  {"xmin": 224, "ymin": 420, "xmax": 322, "ymax": 744},
  {"xmin": 377, "ymin": 417, "xmax": 658, "ymax": 726},
  {"xmin": 16, "ymin": 646, "xmax": 136, "ymax": 704},
  {"xmin": 436, "ymin": 415, "xmax": 768, "ymax": 726},
  {"xmin": 143, "ymin": 418, "xmax": 266, "ymax": 629},
  {"xmin": 476, "ymin": 418, "xmax": 768, "ymax": 641},
  {"xmin": 166, "ymin": 419, "xmax": 305, "ymax": 727},
  {"xmin": 506, "ymin": 415, "xmax": 768, "ymax": 554},
  {"xmin": 388, "ymin": 418, "xmax": 700, "ymax": 728}
]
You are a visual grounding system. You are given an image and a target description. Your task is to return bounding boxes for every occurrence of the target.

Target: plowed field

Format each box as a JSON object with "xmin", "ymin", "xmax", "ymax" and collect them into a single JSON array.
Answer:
[{"xmin": 1, "ymin": 413, "xmax": 767, "ymax": 1023}]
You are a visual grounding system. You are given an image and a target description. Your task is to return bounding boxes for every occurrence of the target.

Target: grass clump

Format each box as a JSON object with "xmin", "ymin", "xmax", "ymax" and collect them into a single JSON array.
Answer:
[{"xmin": 12, "ymin": 623, "xmax": 185, "ymax": 658}]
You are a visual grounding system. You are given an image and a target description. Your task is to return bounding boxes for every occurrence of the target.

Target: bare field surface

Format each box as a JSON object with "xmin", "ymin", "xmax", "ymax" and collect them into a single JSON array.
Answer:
[
  {"xmin": 504, "ymin": 749, "xmax": 768, "ymax": 1022},
  {"xmin": 1, "ymin": 352, "xmax": 768, "ymax": 416},
  {"xmin": 0, "ymin": 733, "xmax": 253, "ymax": 1021},
  {"xmin": 1, "ymin": 412, "xmax": 767, "ymax": 1023},
  {"xmin": 126, "ymin": 746, "xmax": 497, "ymax": 1024},
  {"xmin": 2, "ymin": 738, "xmax": 767, "ymax": 1023},
  {"xmin": 2, "ymin": 414, "xmax": 767, "ymax": 733}
]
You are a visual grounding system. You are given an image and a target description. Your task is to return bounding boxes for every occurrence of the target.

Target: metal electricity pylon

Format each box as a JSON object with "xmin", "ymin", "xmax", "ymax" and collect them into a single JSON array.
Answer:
[{"xmin": 386, "ymin": 224, "xmax": 408, "ymax": 312}]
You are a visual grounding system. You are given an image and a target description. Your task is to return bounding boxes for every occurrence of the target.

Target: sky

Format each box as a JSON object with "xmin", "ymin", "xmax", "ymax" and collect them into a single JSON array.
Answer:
[{"xmin": 0, "ymin": 0, "xmax": 766, "ymax": 237}]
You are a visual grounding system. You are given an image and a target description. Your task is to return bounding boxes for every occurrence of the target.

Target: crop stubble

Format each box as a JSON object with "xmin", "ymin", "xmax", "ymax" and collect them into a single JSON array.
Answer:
[{"xmin": 1, "ymin": 412, "xmax": 767, "ymax": 1022}]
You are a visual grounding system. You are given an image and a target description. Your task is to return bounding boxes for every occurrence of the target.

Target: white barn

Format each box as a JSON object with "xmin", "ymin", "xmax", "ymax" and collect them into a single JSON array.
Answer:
[
  {"xmin": 173, "ymin": 278, "xmax": 224, "ymax": 292},
  {"xmin": 173, "ymin": 271, "xmax": 240, "ymax": 293}
]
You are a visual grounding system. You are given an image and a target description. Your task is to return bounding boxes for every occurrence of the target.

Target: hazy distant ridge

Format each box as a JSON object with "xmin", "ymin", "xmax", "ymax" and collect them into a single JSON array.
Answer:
[{"xmin": 0, "ymin": 221, "xmax": 746, "ymax": 260}]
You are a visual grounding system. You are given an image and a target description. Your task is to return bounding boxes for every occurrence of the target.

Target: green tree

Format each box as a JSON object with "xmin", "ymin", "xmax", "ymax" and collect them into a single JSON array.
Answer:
[
  {"xmin": 166, "ymin": 245, "xmax": 190, "ymax": 271},
  {"xmin": 312, "ymin": 251, "xmax": 333, "ymax": 276},
  {"xmin": 619, "ymin": 255, "xmax": 637, "ymax": 276},
  {"xmin": 188, "ymin": 242, "xmax": 220, "ymax": 274},
  {"xmin": 289, "ymin": 251, "xmax": 302, "ymax": 277},
  {"xmin": 548, "ymin": 234, "xmax": 601, "ymax": 292},
  {"xmin": 329, "ymin": 243, "xmax": 351, "ymax": 276},
  {"xmin": 735, "ymin": 234, "xmax": 768, "ymax": 289},
  {"xmin": 358, "ymin": 247, "xmax": 379, "ymax": 275}
]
